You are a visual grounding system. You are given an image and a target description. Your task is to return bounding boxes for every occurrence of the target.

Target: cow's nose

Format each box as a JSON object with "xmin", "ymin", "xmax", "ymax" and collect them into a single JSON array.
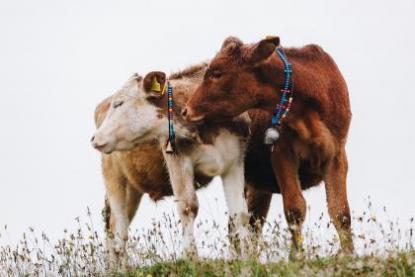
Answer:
[
  {"xmin": 91, "ymin": 134, "xmax": 106, "ymax": 150},
  {"xmin": 182, "ymin": 106, "xmax": 205, "ymax": 123},
  {"xmin": 92, "ymin": 141, "xmax": 107, "ymax": 151}
]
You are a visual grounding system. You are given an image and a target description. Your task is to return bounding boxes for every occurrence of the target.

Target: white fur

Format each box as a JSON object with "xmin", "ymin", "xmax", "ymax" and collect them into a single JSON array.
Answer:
[
  {"xmin": 92, "ymin": 75, "xmax": 165, "ymax": 153},
  {"xmin": 107, "ymin": 193, "xmax": 129, "ymax": 254},
  {"xmin": 162, "ymin": 153, "xmax": 198, "ymax": 254}
]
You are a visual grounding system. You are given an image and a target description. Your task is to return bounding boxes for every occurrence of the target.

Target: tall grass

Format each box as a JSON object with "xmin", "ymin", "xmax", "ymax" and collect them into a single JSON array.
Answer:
[{"xmin": 1, "ymin": 203, "xmax": 414, "ymax": 276}]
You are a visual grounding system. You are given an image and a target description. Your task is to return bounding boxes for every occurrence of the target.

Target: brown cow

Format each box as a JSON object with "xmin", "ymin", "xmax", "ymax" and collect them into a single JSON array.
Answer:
[{"xmin": 184, "ymin": 36, "xmax": 354, "ymax": 254}]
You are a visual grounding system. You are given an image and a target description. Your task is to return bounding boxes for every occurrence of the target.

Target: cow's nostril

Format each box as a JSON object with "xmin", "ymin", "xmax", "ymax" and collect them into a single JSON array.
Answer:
[
  {"xmin": 93, "ymin": 141, "xmax": 107, "ymax": 151},
  {"xmin": 181, "ymin": 107, "xmax": 188, "ymax": 117},
  {"xmin": 90, "ymin": 135, "xmax": 95, "ymax": 142}
]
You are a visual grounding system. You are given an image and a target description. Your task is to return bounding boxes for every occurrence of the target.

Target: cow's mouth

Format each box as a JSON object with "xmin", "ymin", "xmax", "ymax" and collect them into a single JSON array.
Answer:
[{"xmin": 187, "ymin": 114, "xmax": 205, "ymax": 124}]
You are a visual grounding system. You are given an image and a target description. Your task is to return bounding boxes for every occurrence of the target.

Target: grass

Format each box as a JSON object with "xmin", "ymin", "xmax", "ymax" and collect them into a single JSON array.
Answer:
[
  {"xmin": 1, "ymin": 204, "xmax": 415, "ymax": 276},
  {"xmin": 127, "ymin": 253, "xmax": 415, "ymax": 277}
]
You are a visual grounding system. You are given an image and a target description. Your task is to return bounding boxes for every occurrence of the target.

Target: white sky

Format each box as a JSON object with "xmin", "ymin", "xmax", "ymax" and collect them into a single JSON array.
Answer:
[{"xmin": 0, "ymin": 0, "xmax": 414, "ymax": 249}]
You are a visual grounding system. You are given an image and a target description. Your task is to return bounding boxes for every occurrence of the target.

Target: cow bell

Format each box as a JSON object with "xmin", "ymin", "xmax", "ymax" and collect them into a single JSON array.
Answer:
[
  {"xmin": 165, "ymin": 139, "xmax": 176, "ymax": 154},
  {"xmin": 264, "ymin": 127, "xmax": 280, "ymax": 145}
]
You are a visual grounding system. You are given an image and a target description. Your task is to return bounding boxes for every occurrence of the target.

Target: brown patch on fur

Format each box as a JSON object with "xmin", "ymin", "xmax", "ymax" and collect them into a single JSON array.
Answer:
[
  {"xmin": 94, "ymin": 95, "xmax": 112, "ymax": 128},
  {"xmin": 101, "ymin": 142, "xmax": 170, "ymax": 201},
  {"xmin": 182, "ymin": 201, "xmax": 199, "ymax": 217}
]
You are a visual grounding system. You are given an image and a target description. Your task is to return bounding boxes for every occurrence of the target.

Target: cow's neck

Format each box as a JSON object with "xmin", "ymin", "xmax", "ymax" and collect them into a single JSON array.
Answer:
[
  {"xmin": 146, "ymin": 115, "xmax": 194, "ymax": 147},
  {"xmin": 152, "ymin": 80, "xmax": 199, "ymax": 141},
  {"xmin": 254, "ymin": 54, "xmax": 289, "ymax": 116}
]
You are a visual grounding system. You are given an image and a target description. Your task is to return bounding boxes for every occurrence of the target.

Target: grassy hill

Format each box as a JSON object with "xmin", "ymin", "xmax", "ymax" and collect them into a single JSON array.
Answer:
[{"xmin": 1, "ymin": 207, "xmax": 414, "ymax": 276}]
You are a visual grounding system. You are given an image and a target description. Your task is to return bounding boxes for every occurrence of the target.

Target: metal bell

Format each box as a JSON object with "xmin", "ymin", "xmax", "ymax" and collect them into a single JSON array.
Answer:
[
  {"xmin": 165, "ymin": 139, "xmax": 175, "ymax": 154},
  {"xmin": 264, "ymin": 127, "xmax": 280, "ymax": 145}
]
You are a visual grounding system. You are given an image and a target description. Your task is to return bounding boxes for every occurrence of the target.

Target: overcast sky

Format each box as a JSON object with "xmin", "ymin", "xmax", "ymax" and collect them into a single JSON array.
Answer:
[{"xmin": 0, "ymin": 0, "xmax": 414, "ymax": 250}]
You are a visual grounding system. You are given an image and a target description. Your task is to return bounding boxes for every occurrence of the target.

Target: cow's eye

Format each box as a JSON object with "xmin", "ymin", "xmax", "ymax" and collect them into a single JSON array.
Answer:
[
  {"xmin": 211, "ymin": 70, "xmax": 223, "ymax": 79},
  {"xmin": 113, "ymin": 101, "xmax": 124, "ymax": 108}
]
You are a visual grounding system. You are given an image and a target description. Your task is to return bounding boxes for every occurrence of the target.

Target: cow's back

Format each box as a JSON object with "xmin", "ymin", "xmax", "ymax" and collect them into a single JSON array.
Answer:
[{"xmin": 284, "ymin": 45, "xmax": 351, "ymax": 139}]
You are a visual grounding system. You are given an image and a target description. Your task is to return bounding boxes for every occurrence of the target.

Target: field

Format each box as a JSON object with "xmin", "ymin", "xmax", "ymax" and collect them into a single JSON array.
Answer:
[
  {"xmin": 129, "ymin": 253, "xmax": 415, "ymax": 276},
  {"xmin": 1, "ymin": 206, "xmax": 414, "ymax": 276}
]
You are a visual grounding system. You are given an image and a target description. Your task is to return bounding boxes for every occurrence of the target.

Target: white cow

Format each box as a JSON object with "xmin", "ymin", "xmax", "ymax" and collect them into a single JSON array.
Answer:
[{"xmin": 91, "ymin": 64, "xmax": 251, "ymax": 257}]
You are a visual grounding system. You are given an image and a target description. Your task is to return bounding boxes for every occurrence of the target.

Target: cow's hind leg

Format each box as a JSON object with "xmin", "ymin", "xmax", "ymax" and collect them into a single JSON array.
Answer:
[
  {"xmin": 125, "ymin": 185, "xmax": 143, "ymax": 224},
  {"xmin": 324, "ymin": 147, "xmax": 354, "ymax": 254},
  {"xmin": 272, "ymin": 146, "xmax": 306, "ymax": 258},
  {"xmin": 105, "ymin": 171, "xmax": 143, "ymax": 264},
  {"xmin": 245, "ymin": 185, "xmax": 272, "ymax": 234},
  {"xmin": 104, "ymin": 185, "xmax": 142, "ymax": 239},
  {"xmin": 105, "ymin": 178, "xmax": 129, "ymax": 261},
  {"xmin": 245, "ymin": 185, "xmax": 272, "ymax": 256}
]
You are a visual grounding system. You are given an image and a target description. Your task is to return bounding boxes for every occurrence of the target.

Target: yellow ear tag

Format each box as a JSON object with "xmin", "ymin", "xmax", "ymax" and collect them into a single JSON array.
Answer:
[{"xmin": 150, "ymin": 76, "xmax": 162, "ymax": 92}]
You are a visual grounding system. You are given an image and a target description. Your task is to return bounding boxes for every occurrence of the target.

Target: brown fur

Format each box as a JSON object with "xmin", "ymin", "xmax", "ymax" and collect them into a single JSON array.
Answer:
[{"xmin": 185, "ymin": 36, "xmax": 354, "ymax": 253}]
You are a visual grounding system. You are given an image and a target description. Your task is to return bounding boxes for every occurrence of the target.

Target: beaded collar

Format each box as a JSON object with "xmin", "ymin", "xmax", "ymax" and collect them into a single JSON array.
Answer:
[
  {"xmin": 264, "ymin": 48, "xmax": 294, "ymax": 151},
  {"xmin": 165, "ymin": 81, "xmax": 176, "ymax": 154}
]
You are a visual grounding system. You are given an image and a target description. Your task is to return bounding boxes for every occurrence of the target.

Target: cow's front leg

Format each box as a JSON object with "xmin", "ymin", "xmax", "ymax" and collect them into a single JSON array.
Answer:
[
  {"xmin": 271, "ymin": 145, "xmax": 306, "ymax": 260},
  {"xmin": 222, "ymin": 162, "xmax": 250, "ymax": 258},
  {"xmin": 104, "ymin": 180, "xmax": 131, "ymax": 270},
  {"xmin": 163, "ymin": 152, "xmax": 199, "ymax": 257}
]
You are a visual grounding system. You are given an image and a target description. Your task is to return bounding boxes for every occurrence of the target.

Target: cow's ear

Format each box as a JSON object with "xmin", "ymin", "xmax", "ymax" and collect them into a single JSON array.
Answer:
[
  {"xmin": 249, "ymin": 36, "xmax": 280, "ymax": 64},
  {"xmin": 221, "ymin": 36, "xmax": 243, "ymax": 53},
  {"xmin": 143, "ymin": 71, "xmax": 167, "ymax": 98}
]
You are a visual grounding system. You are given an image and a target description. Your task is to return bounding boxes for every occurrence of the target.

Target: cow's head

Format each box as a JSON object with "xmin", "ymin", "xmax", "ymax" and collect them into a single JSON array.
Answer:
[
  {"xmin": 91, "ymin": 72, "xmax": 168, "ymax": 154},
  {"xmin": 183, "ymin": 36, "xmax": 280, "ymax": 122}
]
